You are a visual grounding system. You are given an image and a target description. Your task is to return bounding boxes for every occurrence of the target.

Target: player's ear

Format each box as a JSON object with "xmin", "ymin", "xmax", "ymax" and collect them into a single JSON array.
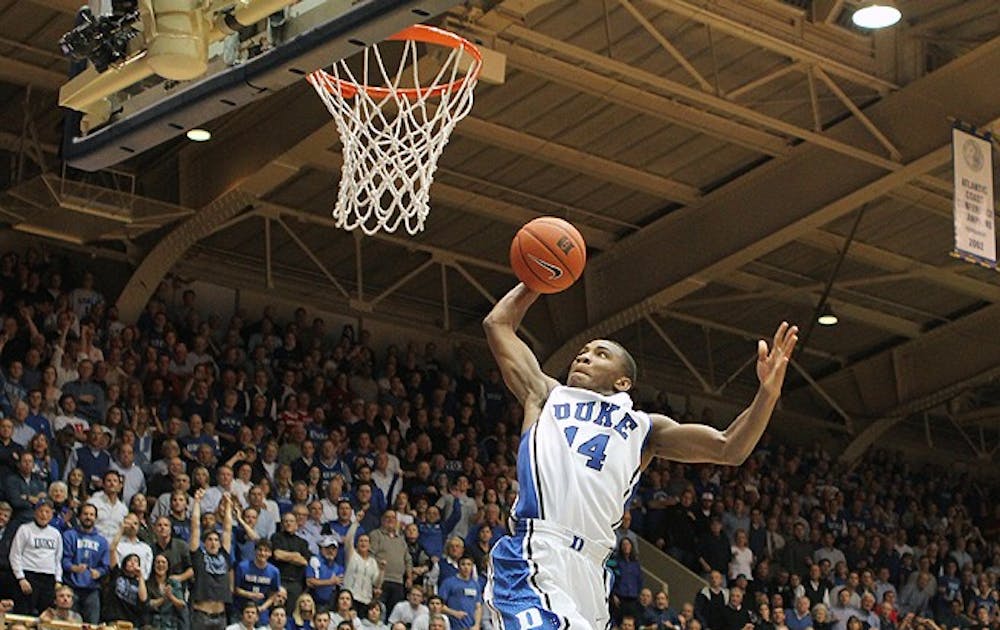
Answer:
[{"xmin": 614, "ymin": 375, "xmax": 632, "ymax": 392}]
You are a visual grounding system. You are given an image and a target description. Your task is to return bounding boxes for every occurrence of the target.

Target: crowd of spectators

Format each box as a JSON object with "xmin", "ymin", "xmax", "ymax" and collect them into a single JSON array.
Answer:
[{"xmin": 0, "ymin": 247, "xmax": 996, "ymax": 630}]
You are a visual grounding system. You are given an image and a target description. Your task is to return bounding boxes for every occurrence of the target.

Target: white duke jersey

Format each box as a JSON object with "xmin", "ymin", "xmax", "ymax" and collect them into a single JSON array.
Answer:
[{"xmin": 512, "ymin": 385, "xmax": 652, "ymax": 551}]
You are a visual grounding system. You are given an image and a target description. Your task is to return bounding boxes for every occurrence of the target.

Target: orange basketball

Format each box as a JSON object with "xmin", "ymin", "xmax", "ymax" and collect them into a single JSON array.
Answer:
[{"xmin": 510, "ymin": 217, "xmax": 587, "ymax": 294}]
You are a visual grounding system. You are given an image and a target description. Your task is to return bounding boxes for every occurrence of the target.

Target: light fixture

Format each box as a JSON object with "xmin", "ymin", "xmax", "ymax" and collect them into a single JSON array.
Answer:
[
  {"xmin": 817, "ymin": 305, "xmax": 839, "ymax": 327},
  {"xmin": 186, "ymin": 128, "xmax": 212, "ymax": 142},
  {"xmin": 852, "ymin": 2, "xmax": 901, "ymax": 29}
]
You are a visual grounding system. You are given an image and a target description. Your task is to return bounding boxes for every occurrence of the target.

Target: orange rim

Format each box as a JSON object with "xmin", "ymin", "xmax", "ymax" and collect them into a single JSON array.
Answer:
[{"xmin": 308, "ymin": 25, "xmax": 482, "ymax": 100}]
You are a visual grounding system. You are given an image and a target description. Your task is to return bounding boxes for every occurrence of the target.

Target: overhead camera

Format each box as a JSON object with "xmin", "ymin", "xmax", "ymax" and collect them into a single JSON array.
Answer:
[{"xmin": 58, "ymin": 3, "xmax": 141, "ymax": 73}]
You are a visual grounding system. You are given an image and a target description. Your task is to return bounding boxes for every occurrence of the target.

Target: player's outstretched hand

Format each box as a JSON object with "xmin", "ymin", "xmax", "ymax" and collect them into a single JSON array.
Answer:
[{"xmin": 756, "ymin": 321, "xmax": 798, "ymax": 396}]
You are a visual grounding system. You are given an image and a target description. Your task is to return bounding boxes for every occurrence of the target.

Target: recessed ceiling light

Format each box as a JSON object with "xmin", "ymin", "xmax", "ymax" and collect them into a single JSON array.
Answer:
[
  {"xmin": 852, "ymin": 3, "xmax": 901, "ymax": 29},
  {"xmin": 186, "ymin": 128, "xmax": 212, "ymax": 142}
]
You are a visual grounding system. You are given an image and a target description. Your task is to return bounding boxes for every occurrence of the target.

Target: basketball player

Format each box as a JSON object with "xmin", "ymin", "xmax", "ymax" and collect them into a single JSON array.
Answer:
[{"xmin": 482, "ymin": 283, "xmax": 798, "ymax": 630}]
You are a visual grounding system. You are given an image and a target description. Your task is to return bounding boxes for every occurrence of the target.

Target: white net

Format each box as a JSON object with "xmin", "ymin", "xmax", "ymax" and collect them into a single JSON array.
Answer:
[{"xmin": 308, "ymin": 27, "xmax": 481, "ymax": 235}]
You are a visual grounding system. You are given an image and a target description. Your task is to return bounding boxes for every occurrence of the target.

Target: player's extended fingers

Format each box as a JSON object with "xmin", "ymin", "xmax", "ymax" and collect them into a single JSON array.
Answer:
[
  {"xmin": 772, "ymin": 322, "xmax": 789, "ymax": 355},
  {"xmin": 782, "ymin": 326, "xmax": 799, "ymax": 353},
  {"xmin": 784, "ymin": 330, "xmax": 799, "ymax": 355},
  {"xmin": 758, "ymin": 339, "xmax": 768, "ymax": 362}
]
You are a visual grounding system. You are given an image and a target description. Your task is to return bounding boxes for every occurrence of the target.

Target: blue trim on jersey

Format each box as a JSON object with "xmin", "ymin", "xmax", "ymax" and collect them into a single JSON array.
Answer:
[
  {"xmin": 488, "ymin": 529, "xmax": 564, "ymax": 630},
  {"xmin": 514, "ymin": 426, "xmax": 542, "ymax": 520}
]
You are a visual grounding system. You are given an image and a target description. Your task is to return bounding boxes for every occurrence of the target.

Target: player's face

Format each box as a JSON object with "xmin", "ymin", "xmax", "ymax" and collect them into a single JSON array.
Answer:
[{"xmin": 567, "ymin": 340, "xmax": 631, "ymax": 393}]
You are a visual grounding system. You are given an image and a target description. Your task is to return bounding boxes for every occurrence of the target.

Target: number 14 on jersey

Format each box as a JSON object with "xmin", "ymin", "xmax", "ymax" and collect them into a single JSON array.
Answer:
[{"xmin": 563, "ymin": 426, "xmax": 609, "ymax": 471}]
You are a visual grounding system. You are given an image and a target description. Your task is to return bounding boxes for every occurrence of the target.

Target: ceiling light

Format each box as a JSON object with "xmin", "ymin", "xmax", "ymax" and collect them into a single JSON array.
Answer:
[
  {"xmin": 852, "ymin": 2, "xmax": 901, "ymax": 29},
  {"xmin": 817, "ymin": 306, "xmax": 839, "ymax": 327},
  {"xmin": 186, "ymin": 128, "xmax": 212, "ymax": 142}
]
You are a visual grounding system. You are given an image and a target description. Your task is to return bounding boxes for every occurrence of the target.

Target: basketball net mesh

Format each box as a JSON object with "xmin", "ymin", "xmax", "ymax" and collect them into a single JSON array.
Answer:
[{"xmin": 308, "ymin": 30, "xmax": 481, "ymax": 235}]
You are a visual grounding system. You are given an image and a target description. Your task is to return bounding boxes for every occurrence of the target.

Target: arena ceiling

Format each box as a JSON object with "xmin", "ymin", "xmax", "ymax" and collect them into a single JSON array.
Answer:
[{"xmin": 1, "ymin": 0, "xmax": 999, "ymax": 465}]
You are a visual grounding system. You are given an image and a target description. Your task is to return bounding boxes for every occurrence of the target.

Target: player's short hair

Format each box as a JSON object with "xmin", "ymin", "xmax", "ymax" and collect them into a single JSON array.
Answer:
[{"xmin": 607, "ymin": 340, "xmax": 638, "ymax": 384}]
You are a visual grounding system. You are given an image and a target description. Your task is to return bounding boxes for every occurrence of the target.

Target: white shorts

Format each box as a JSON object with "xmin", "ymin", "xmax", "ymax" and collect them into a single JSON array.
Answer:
[{"xmin": 485, "ymin": 519, "xmax": 612, "ymax": 630}]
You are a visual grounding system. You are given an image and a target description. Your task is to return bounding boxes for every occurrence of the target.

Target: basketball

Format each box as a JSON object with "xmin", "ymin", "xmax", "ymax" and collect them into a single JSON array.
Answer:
[{"xmin": 510, "ymin": 217, "xmax": 587, "ymax": 294}]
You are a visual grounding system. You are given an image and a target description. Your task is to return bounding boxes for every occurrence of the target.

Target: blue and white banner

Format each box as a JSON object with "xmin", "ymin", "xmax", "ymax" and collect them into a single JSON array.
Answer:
[{"xmin": 953, "ymin": 126, "xmax": 996, "ymax": 265}]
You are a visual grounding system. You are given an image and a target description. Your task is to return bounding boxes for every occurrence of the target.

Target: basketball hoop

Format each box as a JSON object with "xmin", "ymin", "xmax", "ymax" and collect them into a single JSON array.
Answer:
[{"xmin": 308, "ymin": 25, "xmax": 482, "ymax": 235}]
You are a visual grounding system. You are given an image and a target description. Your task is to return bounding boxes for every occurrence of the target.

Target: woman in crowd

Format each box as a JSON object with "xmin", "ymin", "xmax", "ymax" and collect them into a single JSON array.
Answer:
[
  {"xmin": 147, "ymin": 554, "xmax": 186, "ymax": 630},
  {"xmin": 331, "ymin": 590, "xmax": 362, "ymax": 630},
  {"xmin": 730, "ymin": 529, "xmax": 755, "ymax": 585},
  {"xmin": 29, "ymin": 432, "xmax": 59, "ymax": 483},
  {"xmin": 344, "ymin": 522, "xmax": 382, "ymax": 616},
  {"xmin": 66, "ymin": 466, "xmax": 89, "ymax": 509},
  {"xmin": 103, "ymin": 551, "xmax": 148, "ymax": 623},
  {"xmin": 47, "ymin": 481, "xmax": 75, "ymax": 531},
  {"xmin": 812, "ymin": 604, "xmax": 834, "ymax": 630},
  {"xmin": 289, "ymin": 593, "xmax": 318, "ymax": 630},
  {"xmin": 104, "ymin": 405, "xmax": 126, "ymax": 440},
  {"xmin": 755, "ymin": 601, "xmax": 775, "ymax": 630},
  {"xmin": 129, "ymin": 492, "xmax": 154, "ymax": 543},
  {"xmin": 274, "ymin": 464, "xmax": 295, "ymax": 514}
]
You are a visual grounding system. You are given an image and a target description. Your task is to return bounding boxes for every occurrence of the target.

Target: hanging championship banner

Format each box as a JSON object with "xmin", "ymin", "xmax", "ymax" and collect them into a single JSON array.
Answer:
[{"xmin": 952, "ymin": 126, "xmax": 996, "ymax": 266}]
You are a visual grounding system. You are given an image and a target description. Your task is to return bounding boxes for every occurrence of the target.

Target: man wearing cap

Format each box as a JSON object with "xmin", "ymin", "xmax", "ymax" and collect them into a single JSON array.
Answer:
[
  {"xmin": 234, "ymin": 540, "xmax": 284, "ymax": 625},
  {"xmin": 308, "ymin": 535, "xmax": 345, "ymax": 611},
  {"xmin": 9, "ymin": 499, "xmax": 63, "ymax": 615}
]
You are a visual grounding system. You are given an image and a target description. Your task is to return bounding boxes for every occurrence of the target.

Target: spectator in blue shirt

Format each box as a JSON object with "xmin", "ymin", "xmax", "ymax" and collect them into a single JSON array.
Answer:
[
  {"xmin": 438, "ymin": 556, "xmax": 481, "ymax": 630},
  {"xmin": 785, "ymin": 596, "xmax": 814, "ymax": 630},
  {"xmin": 308, "ymin": 535, "xmax": 345, "ymax": 611},
  {"xmin": 612, "ymin": 538, "xmax": 643, "ymax": 624},
  {"xmin": 234, "ymin": 540, "xmax": 284, "ymax": 626},
  {"xmin": 62, "ymin": 503, "xmax": 110, "ymax": 623}
]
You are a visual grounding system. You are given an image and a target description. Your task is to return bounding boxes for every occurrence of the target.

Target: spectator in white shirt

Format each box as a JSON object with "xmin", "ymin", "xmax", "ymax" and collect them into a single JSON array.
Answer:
[
  {"xmin": 203, "ymin": 465, "xmax": 236, "ymax": 514},
  {"xmin": 389, "ymin": 587, "xmax": 429, "ymax": 628},
  {"xmin": 112, "ymin": 513, "xmax": 154, "ymax": 580},
  {"xmin": 90, "ymin": 470, "xmax": 129, "ymax": 541},
  {"xmin": 111, "ymin": 443, "xmax": 146, "ymax": 504},
  {"xmin": 9, "ymin": 499, "xmax": 63, "ymax": 615}
]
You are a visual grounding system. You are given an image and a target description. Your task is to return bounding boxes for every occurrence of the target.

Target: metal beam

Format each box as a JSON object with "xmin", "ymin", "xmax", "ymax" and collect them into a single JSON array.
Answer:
[
  {"xmin": 909, "ymin": 0, "xmax": 999, "ymax": 35},
  {"xmin": 616, "ymin": 0, "xmax": 715, "ymax": 92},
  {"xmin": 660, "ymin": 310, "xmax": 844, "ymax": 363},
  {"xmin": 813, "ymin": 67, "xmax": 901, "ymax": 161},
  {"xmin": 481, "ymin": 22, "xmax": 902, "ymax": 171},
  {"xmin": 644, "ymin": 314, "xmax": 713, "ymax": 393},
  {"xmin": 258, "ymin": 203, "xmax": 513, "ymax": 275},
  {"xmin": 454, "ymin": 116, "xmax": 701, "ymax": 204},
  {"xmin": 721, "ymin": 269, "xmax": 924, "ymax": 338},
  {"xmin": 488, "ymin": 34, "xmax": 789, "ymax": 156},
  {"xmin": 796, "ymin": 230, "xmax": 1000, "ymax": 303},
  {"xmin": 0, "ymin": 58, "xmax": 65, "ymax": 91},
  {"xmin": 811, "ymin": 0, "xmax": 844, "ymax": 24},
  {"xmin": 645, "ymin": 0, "xmax": 895, "ymax": 92},
  {"xmin": 272, "ymin": 216, "xmax": 351, "ymax": 299}
]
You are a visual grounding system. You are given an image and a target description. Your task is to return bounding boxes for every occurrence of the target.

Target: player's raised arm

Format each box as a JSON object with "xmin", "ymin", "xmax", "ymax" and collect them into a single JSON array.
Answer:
[
  {"xmin": 483, "ymin": 283, "xmax": 559, "ymax": 420},
  {"xmin": 644, "ymin": 322, "xmax": 798, "ymax": 466}
]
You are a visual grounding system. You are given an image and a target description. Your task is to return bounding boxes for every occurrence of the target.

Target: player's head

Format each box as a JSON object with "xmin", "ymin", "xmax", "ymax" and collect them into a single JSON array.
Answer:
[{"xmin": 567, "ymin": 339, "xmax": 637, "ymax": 394}]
